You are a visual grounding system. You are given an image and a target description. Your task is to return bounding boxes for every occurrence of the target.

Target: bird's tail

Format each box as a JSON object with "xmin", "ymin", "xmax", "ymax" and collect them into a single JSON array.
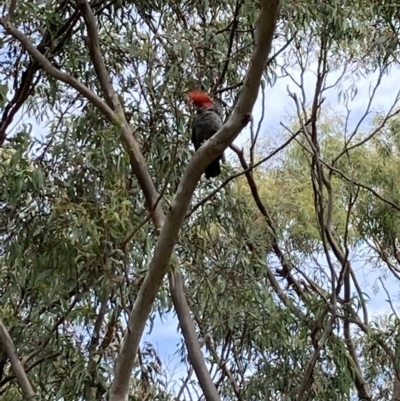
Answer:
[{"xmin": 205, "ymin": 157, "xmax": 221, "ymax": 179}]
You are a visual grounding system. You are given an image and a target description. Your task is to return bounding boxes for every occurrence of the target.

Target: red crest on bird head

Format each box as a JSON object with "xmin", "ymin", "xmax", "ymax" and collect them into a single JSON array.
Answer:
[{"xmin": 187, "ymin": 90, "xmax": 214, "ymax": 108}]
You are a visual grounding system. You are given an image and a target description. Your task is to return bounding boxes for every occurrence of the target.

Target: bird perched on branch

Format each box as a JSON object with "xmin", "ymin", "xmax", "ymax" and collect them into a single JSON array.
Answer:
[{"xmin": 187, "ymin": 90, "xmax": 223, "ymax": 179}]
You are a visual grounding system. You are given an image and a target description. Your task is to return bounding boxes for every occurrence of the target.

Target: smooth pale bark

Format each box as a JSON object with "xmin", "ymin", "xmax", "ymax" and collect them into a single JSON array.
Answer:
[
  {"xmin": 110, "ymin": 1, "xmax": 281, "ymax": 400},
  {"xmin": 0, "ymin": 318, "xmax": 36, "ymax": 400},
  {"xmin": 1, "ymin": 1, "xmax": 280, "ymax": 400}
]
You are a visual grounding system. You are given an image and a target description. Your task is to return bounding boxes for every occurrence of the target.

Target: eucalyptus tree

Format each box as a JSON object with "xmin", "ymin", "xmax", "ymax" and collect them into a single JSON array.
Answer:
[{"xmin": 1, "ymin": 0, "xmax": 400, "ymax": 401}]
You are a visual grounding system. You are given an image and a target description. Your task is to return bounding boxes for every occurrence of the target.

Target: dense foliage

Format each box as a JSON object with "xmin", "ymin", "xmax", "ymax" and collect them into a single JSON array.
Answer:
[{"xmin": 1, "ymin": 0, "xmax": 400, "ymax": 400}]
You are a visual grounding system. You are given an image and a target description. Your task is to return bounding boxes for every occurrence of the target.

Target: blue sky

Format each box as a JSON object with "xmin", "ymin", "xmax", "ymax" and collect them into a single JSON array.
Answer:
[
  {"xmin": 5, "ymin": 58, "xmax": 400, "ymax": 391},
  {"xmin": 140, "ymin": 64, "xmax": 400, "ymax": 387}
]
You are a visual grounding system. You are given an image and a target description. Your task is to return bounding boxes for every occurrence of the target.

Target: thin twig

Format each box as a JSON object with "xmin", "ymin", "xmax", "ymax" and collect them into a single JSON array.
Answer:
[
  {"xmin": 188, "ymin": 128, "xmax": 301, "ymax": 218},
  {"xmin": 121, "ymin": 144, "xmax": 178, "ymax": 249},
  {"xmin": 175, "ymin": 366, "xmax": 193, "ymax": 401},
  {"xmin": 211, "ymin": 0, "xmax": 242, "ymax": 93},
  {"xmin": 250, "ymin": 79, "xmax": 265, "ymax": 166}
]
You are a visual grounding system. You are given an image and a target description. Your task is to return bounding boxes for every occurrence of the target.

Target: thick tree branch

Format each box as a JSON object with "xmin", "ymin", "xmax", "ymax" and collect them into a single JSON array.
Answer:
[
  {"xmin": 78, "ymin": 0, "xmax": 120, "ymax": 110},
  {"xmin": 0, "ymin": 318, "xmax": 35, "ymax": 400},
  {"xmin": 0, "ymin": 17, "xmax": 116, "ymax": 123},
  {"xmin": 1, "ymin": 13, "xmax": 218, "ymax": 401},
  {"xmin": 0, "ymin": 3, "xmax": 79, "ymax": 145},
  {"xmin": 169, "ymin": 272, "xmax": 220, "ymax": 401},
  {"xmin": 6, "ymin": 0, "xmax": 18, "ymax": 19},
  {"xmin": 110, "ymin": 1, "xmax": 280, "ymax": 400},
  {"xmin": 1, "ymin": 3, "xmax": 280, "ymax": 400},
  {"xmin": 0, "ymin": 16, "xmax": 164, "ymax": 220}
]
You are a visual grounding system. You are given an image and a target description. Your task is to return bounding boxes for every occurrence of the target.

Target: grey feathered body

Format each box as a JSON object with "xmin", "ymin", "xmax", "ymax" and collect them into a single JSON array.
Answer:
[{"xmin": 191, "ymin": 106, "xmax": 223, "ymax": 179}]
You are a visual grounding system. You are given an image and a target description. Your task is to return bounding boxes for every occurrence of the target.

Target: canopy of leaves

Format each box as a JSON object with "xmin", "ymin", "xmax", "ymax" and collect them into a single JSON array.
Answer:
[{"xmin": 1, "ymin": 0, "xmax": 400, "ymax": 400}]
